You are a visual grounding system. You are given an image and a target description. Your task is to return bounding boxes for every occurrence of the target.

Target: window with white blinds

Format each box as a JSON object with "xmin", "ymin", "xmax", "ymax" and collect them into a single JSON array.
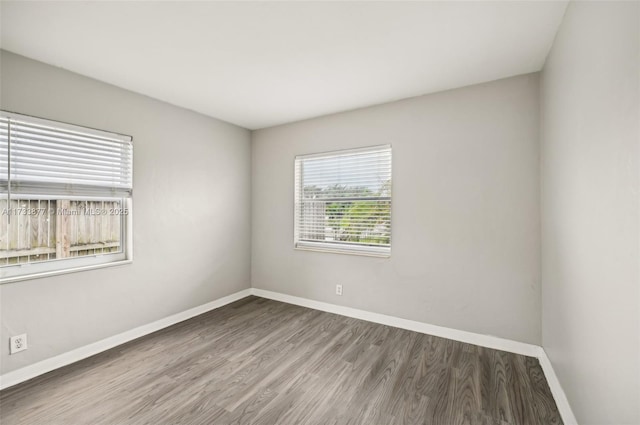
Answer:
[
  {"xmin": 294, "ymin": 145, "xmax": 392, "ymax": 256},
  {"xmin": 0, "ymin": 111, "xmax": 133, "ymax": 282}
]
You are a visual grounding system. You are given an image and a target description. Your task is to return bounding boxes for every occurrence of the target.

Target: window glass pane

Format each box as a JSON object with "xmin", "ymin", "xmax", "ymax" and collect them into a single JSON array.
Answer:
[
  {"xmin": 295, "ymin": 145, "xmax": 391, "ymax": 255},
  {"xmin": 0, "ymin": 197, "xmax": 124, "ymax": 266},
  {"xmin": 0, "ymin": 111, "xmax": 132, "ymax": 280}
]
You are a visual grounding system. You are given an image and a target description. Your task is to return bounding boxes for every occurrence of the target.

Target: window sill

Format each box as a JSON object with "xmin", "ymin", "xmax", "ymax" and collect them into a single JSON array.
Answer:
[
  {"xmin": 0, "ymin": 259, "xmax": 133, "ymax": 285},
  {"xmin": 294, "ymin": 242, "xmax": 390, "ymax": 258}
]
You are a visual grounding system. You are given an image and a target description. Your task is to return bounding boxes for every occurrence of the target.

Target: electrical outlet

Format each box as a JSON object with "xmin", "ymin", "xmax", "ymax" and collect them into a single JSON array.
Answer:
[
  {"xmin": 336, "ymin": 284, "xmax": 343, "ymax": 296},
  {"xmin": 10, "ymin": 334, "xmax": 28, "ymax": 354}
]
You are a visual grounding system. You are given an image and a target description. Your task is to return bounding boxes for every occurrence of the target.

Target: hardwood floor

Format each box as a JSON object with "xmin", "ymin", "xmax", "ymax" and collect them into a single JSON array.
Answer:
[{"xmin": 0, "ymin": 296, "xmax": 562, "ymax": 425}]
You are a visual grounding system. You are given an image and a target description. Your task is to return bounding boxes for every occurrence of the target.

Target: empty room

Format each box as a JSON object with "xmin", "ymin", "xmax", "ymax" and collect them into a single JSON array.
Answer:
[{"xmin": 0, "ymin": 1, "xmax": 638, "ymax": 424}]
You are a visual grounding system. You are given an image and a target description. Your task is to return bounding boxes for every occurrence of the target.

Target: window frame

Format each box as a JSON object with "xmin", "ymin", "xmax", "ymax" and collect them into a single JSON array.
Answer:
[
  {"xmin": 293, "ymin": 145, "xmax": 392, "ymax": 258},
  {"xmin": 0, "ymin": 111, "xmax": 133, "ymax": 284}
]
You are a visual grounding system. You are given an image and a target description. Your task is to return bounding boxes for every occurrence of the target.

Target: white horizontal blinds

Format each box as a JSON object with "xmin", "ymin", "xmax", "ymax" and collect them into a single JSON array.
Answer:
[
  {"xmin": 295, "ymin": 145, "xmax": 391, "ymax": 252},
  {"xmin": 0, "ymin": 112, "xmax": 132, "ymax": 197},
  {"xmin": 0, "ymin": 116, "xmax": 8, "ymax": 194}
]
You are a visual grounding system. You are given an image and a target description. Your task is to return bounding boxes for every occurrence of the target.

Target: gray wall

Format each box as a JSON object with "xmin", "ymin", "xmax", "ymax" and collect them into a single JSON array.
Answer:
[
  {"xmin": 252, "ymin": 74, "xmax": 541, "ymax": 344},
  {"xmin": 540, "ymin": 2, "xmax": 640, "ymax": 424},
  {"xmin": 0, "ymin": 51, "xmax": 252, "ymax": 374}
]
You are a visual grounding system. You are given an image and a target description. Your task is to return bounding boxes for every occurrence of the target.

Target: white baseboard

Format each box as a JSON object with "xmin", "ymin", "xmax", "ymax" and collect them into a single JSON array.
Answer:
[
  {"xmin": 0, "ymin": 288, "xmax": 252, "ymax": 390},
  {"xmin": 538, "ymin": 348, "xmax": 579, "ymax": 425},
  {"xmin": 250, "ymin": 288, "xmax": 540, "ymax": 357},
  {"xmin": 251, "ymin": 288, "xmax": 578, "ymax": 424},
  {"xmin": 0, "ymin": 286, "xmax": 577, "ymax": 425}
]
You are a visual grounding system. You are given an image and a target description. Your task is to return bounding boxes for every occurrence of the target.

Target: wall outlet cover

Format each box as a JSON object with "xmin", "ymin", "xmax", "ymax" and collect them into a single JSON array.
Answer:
[{"xmin": 10, "ymin": 334, "xmax": 28, "ymax": 354}]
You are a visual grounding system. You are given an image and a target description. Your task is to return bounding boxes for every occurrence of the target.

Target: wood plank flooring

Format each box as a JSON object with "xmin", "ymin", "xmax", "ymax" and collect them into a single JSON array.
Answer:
[{"xmin": 0, "ymin": 296, "xmax": 562, "ymax": 425}]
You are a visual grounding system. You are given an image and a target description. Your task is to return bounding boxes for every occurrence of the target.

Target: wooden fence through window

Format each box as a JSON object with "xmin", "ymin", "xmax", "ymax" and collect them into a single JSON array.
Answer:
[{"xmin": 0, "ymin": 199, "xmax": 121, "ymax": 265}]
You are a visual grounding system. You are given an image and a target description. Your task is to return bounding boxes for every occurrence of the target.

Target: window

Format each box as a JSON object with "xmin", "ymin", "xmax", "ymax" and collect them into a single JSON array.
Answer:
[
  {"xmin": 294, "ymin": 145, "xmax": 392, "ymax": 256},
  {"xmin": 0, "ymin": 111, "xmax": 133, "ymax": 282}
]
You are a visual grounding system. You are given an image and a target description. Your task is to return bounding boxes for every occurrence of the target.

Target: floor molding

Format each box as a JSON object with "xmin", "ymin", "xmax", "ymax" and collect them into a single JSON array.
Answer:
[
  {"xmin": 537, "ymin": 348, "xmax": 579, "ymax": 424},
  {"xmin": 1, "ymin": 287, "xmax": 578, "ymax": 424},
  {"xmin": 0, "ymin": 288, "xmax": 252, "ymax": 390},
  {"xmin": 251, "ymin": 288, "xmax": 540, "ymax": 357},
  {"xmin": 251, "ymin": 288, "xmax": 578, "ymax": 424}
]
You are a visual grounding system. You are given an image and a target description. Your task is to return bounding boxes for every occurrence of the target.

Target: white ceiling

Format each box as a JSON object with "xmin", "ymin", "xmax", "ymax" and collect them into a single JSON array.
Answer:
[{"xmin": 0, "ymin": 1, "xmax": 567, "ymax": 130}]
